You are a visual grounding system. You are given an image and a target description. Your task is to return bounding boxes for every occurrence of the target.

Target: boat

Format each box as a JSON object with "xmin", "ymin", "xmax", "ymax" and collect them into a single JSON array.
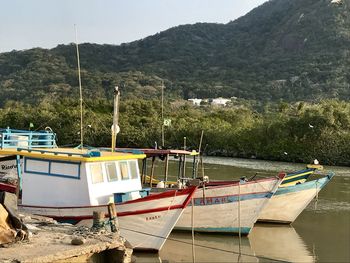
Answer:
[
  {"xmin": 129, "ymin": 148, "xmax": 285, "ymax": 235},
  {"xmin": 258, "ymin": 172, "xmax": 335, "ymax": 223},
  {"xmin": 0, "ymin": 147, "xmax": 197, "ymax": 251},
  {"xmin": 279, "ymin": 163, "xmax": 323, "ymax": 187},
  {"xmin": 174, "ymin": 175, "xmax": 284, "ymax": 234}
]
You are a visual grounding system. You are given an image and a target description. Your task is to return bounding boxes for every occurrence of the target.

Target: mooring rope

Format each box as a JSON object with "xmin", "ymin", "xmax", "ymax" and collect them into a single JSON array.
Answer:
[{"xmin": 118, "ymin": 226, "xmax": 290, "ymax": 263}]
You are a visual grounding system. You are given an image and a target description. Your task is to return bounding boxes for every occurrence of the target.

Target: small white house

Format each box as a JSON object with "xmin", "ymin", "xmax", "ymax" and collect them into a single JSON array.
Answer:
[
  {"xmin": 331, "ymin": 0, "xmax": 342, "ymax": 4},
  {"xmin": 211, "ymin": 98, "xmax": 231, "ymax": 106},
  {"xmin": 188, "ymin": 99, "xmax": 202, "ymax": 106}
]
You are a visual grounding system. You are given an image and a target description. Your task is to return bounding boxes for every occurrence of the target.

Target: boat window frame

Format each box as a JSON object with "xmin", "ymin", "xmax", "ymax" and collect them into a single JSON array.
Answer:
[
  {"xmin": 105, "ymin": 162, "xmax": 119, "ymax": 182},
  {"xmin": 90, "ymin": 163, "xmax": 104, "ymax": 184},
  {"xmin": 118, "ymin": 161, "xmax": 130, "ymax": 180},
  {"xmin": 128, "ymin": 160, "xmax": 139, "ymax": 180}
]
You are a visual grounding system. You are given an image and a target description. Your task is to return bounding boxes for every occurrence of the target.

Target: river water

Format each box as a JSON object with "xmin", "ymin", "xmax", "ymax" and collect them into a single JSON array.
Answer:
[{"xmin": 134, "ymin": 157, "xmax": 350, "ymax": 263}]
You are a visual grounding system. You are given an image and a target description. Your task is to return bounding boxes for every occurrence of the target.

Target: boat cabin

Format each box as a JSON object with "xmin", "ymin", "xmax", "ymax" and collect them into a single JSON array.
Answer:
[
  {"xmin": 0, "ymin": 148, "xmax": 146, "ymax": 207},
  {"xmin": 132, "ymin": 148, "xmax": 199, "ymax": 187}
]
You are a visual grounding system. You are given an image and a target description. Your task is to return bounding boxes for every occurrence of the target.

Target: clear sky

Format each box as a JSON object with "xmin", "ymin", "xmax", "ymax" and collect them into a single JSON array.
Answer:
[{"xmin": 0, "ymin": 0, "xmax": 268, "ymax": 53}]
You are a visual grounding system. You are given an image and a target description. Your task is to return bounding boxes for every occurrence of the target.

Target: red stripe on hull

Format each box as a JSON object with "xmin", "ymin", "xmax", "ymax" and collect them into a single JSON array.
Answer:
[
  {"xmin": 42, "ymin": 204, "xmax": 185, "ymax": 222},
  {"xmin": 20, "ymin": 186, "xmax": 197, "ymax": 209},
  {"xmin": 0, "ymin": 183, "xmax": 16, "ymax": 193}
]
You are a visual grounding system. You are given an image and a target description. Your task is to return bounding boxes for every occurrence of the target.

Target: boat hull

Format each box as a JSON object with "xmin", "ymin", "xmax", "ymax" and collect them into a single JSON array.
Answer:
[
  {"xmin": 175, "ymin": 176, "xmax": 283, "ymax": 234},
  {"xmin": 258, "ymin": 173, "xmax": 334, "ymax": 223},
  {"xmin": 19, "ymin": 187, "xmax": 196, "ymax": 251}
]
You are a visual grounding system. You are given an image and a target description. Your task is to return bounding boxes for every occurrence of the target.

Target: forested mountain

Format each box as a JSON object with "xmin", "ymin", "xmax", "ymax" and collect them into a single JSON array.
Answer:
[{"xmin": 0, "ymin": 0, "xmax": 350, "ymax": 105}]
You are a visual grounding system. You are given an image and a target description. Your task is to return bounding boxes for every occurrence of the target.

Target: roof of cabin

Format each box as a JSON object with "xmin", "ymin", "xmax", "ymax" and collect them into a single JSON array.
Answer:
[
  {"xmin": 117, "ymin": 148, "xmax": 199, "ymax": 157},
  {"xmin": 0, "ymin": 147, "xmax": 146, "ymax": 162}
]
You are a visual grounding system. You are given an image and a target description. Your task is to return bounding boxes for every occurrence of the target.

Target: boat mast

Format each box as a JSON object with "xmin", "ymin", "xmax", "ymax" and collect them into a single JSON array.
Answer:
[
  {"xmin": 161, "ymin": 81, "xmax": 165, "ymax": 148},
  {"xmin": 111, "ymin": 86, "xmax": 120, "ymax": 152},
  {"xmin": 75, "ymin": 25, "xmax": 84, "ymax": 150}
]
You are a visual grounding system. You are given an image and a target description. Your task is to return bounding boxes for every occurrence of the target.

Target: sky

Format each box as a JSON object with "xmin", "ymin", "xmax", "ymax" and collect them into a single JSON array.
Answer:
[{"xmin": 0, "ymin": 0, "xmax": 268, "ymax": 53}]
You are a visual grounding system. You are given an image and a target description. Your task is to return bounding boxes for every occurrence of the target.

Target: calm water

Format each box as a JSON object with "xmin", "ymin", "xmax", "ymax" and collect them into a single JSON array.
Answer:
[{"xmin": 134, "ymin": 157, "xmax": 350, "ymax": 263}]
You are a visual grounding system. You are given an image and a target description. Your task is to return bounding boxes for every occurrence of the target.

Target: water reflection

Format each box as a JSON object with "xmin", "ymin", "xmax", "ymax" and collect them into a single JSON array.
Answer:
[
  {"xmin": 139, "ymin": 157, "xmax": 349, "ymax": 262},
  {"xmin": 133, "ymin": 224, "xmax": 313, "ymax": 263},
  {"xmin": 250, "ymin": 224, "xmax": 314, "ymax": 262},
  {"xmin": 134, "ymin": 231, "xmax": 256, "ymax": 263}
]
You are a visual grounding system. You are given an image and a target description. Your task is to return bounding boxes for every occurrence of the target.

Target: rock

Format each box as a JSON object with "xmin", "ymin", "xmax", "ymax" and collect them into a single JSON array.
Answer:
[
  {"xmin": 0, "ymin": 192, "xmax": 17, "ymax": 211},
  {"xmin": 15, "ymin": 229, "xmax": 28, "ymax": 241},
  {"xmin": 71, "ymin": 236, "xmax": 86, "ymax": 245},
  {"xmin": 0, "ymin": 204, "xmax": 16, "ymax": 244}
]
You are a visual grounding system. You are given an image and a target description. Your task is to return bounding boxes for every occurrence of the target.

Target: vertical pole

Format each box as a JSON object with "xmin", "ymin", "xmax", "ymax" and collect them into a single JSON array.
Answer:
[
  {"xmin": 141, "ymin": 158, "xmax": 146, "ymax": 184},
  {"xmin": 178, "ymin": 155, "xmax": 183, "ymax": 181},
  {"xmin": 108, "ymin": 203, "xmax": 119, "ymax": 233},
  {"xmin": 92, "ymin": 211, "xmax": 105, "ymax": 229},
  {"xmin": 196, "ymin": 131, "xmax": 204, "ymax": 177},
  {"xmin": 183, "ymin": 137, "xmax": 187, "ymax": 179},
  {"xmin": 192, "ymin": 155, "xmax": 196, "ymax": 179},
  {"xmin": 16, "ymin": 155, "xmax": 22, "ymax": 197},
  {"xmin": 161, "ymin": 82, "xmax": 165, "ymax": 148},
  {"xmin": 75, "ymin": 25, "xmax": 84, "ymax": 150},
  {"xmin": 149, "ymin": 156, "xmax": 156, "ymax": 187},
  {"xmin": 164, "ymin": 154, "xmax": 169, "ymax": 187},
  {"xmin": 111, "ymin": 87, "xmax": 120, "ymax": 152},
  {"xmin": 238, "ymin": 181, "xmax": 242, "ymax": 253},
  {"xmin": 1, "ymin": 132, "xmax": 4, "ymax": 149},
  {"xmin": 191, "ymin": 197, "xmax": 196, "ymax": 263}
]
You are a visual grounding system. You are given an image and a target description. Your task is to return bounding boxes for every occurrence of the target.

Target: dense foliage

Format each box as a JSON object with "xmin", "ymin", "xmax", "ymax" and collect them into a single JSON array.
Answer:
[
  {"xmin": 1, "ymin": 98, "xmax": 350, "ymax": 166},
  {"xmin": 0, "ymin": 0, "xmax": 350, "ymax": 166},
  {"xmin": 1, "ymin": 0, "xmax": 350, "ymax": 105}
]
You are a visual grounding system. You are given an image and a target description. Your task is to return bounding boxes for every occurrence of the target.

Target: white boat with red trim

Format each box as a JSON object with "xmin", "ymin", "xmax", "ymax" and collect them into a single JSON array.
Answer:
[
  {"xmin": 0, "ymin": 147, "xmax": 196, "ymax": 251},
  {"xmin": 175, "ymin": 176, "xmax": 284, "ymax": 234},
  {"xmin": 136, "ymin": 148, "xmax": 285, "ymax": 235}
]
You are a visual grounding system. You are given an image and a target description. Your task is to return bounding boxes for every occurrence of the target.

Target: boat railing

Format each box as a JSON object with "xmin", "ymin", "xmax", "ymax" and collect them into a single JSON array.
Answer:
[
  {"xmin": 16, "ymin": 147, "xmax": 101, "ymax": 157},
  {"xmin": 0, "ymin": 128, "xmax": 57, "ymax": 149}
]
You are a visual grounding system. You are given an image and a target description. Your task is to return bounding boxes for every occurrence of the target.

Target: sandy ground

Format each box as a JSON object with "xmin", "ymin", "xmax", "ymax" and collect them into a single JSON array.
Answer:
[{"xmin": 0, "ymin": 214, "xmax": 131, "ymax": 263}]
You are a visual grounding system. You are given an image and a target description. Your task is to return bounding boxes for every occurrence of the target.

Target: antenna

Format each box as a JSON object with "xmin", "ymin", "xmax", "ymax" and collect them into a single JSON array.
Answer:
[{"xmin": 75, "ymin": 24, "xmax": 84, "ymax": 150}]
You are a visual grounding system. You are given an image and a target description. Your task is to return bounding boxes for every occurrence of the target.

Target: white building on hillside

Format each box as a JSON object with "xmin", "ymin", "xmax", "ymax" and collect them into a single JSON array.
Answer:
[
  {"xmin": 188, "ymin": 99, "xmax": 202, "ymax": 106},
  {"xmin": 212, "ymin": 97, "xmax": 231, "ymax": 106}
]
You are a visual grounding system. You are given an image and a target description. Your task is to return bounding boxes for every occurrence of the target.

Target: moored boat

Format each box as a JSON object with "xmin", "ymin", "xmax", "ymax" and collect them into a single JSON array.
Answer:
[
  {"xmin": 258, "ymin": 172, "xmax": 335, "ymax": 223},
  {"xmin": 129, "ymin": 148, "xmax": 285, "ymax": 235},
  {"xmin": 0, "ymin": 147, "xmax": 196, "ymax": 251},
  {"xmin": 279, "ymin": 163, "xmax": 323, "ymax": 187},
  {"xmin": 174, "ymin": 175, "xmax": 284, "ymax": 234}
]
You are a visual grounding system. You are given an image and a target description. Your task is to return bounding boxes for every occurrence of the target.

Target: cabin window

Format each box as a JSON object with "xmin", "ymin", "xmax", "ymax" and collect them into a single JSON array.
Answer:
[
  {"xmin": 106, "ymin": 162, "xmax": 119, "ymax": 182},
  {"xmin": 90, "ymin": 163, "xmax": 104, "ymax": 184},
  {"xmin": 129, "ymin": 161, "xmax": 139, "ymax": 179},
  {"xmin": 119, "ymin": 161, "xmax": 129, "ymax": 180}
]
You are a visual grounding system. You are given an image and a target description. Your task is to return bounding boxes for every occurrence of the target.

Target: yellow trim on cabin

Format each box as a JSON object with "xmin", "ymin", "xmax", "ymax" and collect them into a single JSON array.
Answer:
[{"xmin": 0, "ymin": 149, "xmax": 146, "ymax": 162}]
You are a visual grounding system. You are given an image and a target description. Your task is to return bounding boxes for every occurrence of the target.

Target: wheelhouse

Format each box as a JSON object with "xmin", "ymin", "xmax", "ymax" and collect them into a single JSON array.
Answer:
[{"xmin": 0, "ymin": 148, "xmax": 145, "ymax": 207}]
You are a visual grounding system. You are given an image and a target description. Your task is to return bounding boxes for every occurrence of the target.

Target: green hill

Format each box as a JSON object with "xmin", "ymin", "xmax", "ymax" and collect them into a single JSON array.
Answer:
[{"xmin": 0, "ymin": 0, "xmax": 349, "ymax": 105}]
